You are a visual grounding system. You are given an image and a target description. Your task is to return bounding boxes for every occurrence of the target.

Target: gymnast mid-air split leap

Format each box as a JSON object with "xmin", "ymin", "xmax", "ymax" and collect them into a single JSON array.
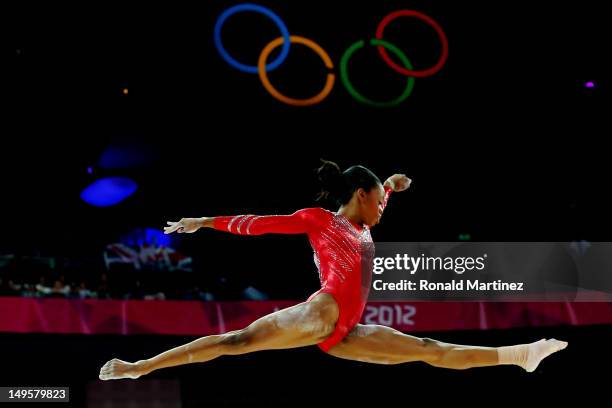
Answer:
[{"xmin": 100, "ymin": 161, "xmax": 567, "ymax": 380}]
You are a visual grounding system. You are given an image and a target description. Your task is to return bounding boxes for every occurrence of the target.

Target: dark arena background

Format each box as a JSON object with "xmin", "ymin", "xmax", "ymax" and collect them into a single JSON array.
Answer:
[{"xmin": 2, "ymin": 0, "xmax": 611, "ymax": 407}]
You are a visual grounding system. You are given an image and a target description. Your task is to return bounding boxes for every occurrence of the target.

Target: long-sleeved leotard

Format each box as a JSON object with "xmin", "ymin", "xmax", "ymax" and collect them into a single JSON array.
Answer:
[{"xmin": 213, "ymin": 186, "xmax": 393, "ymax": 352}]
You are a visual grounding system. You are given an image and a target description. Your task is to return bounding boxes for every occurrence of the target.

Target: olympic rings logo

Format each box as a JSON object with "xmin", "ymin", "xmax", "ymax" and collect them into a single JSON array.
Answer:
[{"xmin": 214, "ymin": 3, "xmax": 448, "ymax": 107}]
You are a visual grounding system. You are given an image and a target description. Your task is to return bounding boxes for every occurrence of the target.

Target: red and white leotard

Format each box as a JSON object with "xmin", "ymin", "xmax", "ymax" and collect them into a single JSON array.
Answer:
[{"xmin": 213, "ymin": 186, "xmax": 393, "ymax": 352}]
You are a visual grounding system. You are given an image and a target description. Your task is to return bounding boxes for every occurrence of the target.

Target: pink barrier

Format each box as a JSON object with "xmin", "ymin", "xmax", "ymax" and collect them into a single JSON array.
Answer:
[{"xmin": 1, "ymin": 297, "xmax": 610, "ymax": 335}]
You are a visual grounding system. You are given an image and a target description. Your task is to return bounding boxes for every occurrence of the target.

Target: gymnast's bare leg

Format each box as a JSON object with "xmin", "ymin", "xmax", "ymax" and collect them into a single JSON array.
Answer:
[{"xmin": 327, "ymin": 324, "xmax": 567, "ymax": 371}]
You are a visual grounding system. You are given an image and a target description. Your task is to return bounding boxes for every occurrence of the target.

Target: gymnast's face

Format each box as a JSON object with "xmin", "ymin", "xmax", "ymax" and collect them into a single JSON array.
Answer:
[{"xmin": 358, "ymin": 183, "xmax": 386, "ymax": 227}]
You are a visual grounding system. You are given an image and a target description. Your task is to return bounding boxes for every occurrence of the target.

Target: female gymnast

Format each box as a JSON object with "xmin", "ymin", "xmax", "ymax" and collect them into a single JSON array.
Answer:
[{"xmin": 99, "ymin": 160, "xmax": 567, "ymax": 380}]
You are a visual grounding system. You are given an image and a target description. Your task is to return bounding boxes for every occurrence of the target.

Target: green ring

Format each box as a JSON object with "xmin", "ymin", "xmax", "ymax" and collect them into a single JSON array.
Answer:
[{"xmin": 340, "ymin": 39, "xmax": 415, "ymax": 108}]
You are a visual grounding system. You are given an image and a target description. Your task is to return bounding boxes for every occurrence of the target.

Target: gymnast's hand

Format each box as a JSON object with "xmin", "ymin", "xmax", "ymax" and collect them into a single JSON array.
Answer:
[
  {"xmin": 164, "ymin": 217, "xmax": 212, "ymax": 234},
  {"xmin": 384, "ymin": 174, "xmax": 412, "ymax": 192}
]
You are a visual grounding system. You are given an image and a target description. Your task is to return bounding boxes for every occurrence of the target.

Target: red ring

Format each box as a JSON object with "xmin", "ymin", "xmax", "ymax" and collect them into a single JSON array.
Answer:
[{"xmin": 375, "ymin": 10, "xmax": 449, "ymax": 78}]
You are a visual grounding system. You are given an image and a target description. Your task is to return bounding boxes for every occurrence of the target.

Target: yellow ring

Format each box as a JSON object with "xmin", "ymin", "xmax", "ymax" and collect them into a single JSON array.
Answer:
[{"xmin": 258, "ymin": 35, "xmax": 335, "ymax": 107}]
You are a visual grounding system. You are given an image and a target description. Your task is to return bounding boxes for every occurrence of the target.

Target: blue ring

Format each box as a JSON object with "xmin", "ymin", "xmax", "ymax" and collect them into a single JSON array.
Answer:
[{"xmin": 214, "ymin": 3, "xmax": 291, "ymax": 74}]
